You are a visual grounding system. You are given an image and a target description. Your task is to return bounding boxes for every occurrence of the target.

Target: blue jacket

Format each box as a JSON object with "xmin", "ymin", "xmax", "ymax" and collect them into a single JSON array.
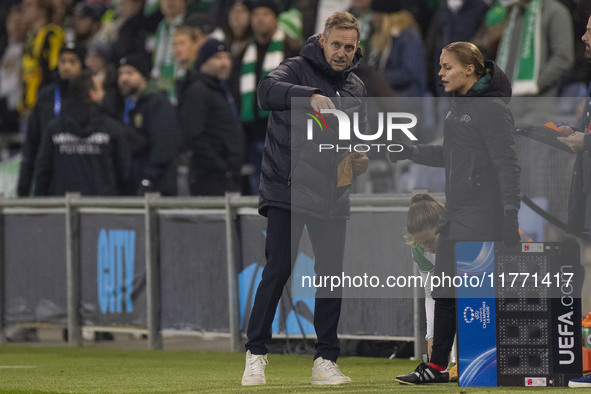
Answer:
[{"xmin": 380, "ymin": 28, "xmax": 427, "ymax": 97}]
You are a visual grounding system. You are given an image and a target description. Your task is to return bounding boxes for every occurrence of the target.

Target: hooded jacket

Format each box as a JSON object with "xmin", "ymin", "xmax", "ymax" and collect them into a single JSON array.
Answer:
[
  {"xmin": 177, "ymin": 70, "xmax": 244, "ymax": 183},
  {"xmin": 17, "ymin": 77, "xmax": 71, "ymax": 196},
  {"xmin": 257, "ymin": 34, "xmax": 367, "ymax": 219},
  {"xmin": 34, "ymin": 100, "xmax": 131, "ymax": 196},
  {"xmin": 410, "ymin": 60, "xmax": 521, "ymax": 240}
]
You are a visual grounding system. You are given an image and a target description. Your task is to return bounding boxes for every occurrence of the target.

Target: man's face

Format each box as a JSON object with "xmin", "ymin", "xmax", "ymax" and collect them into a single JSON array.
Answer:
[
  {"xmin": 119, "ymin": 0, "xmax": 143, "ymax": 19},
  {"xmin": 582, "ymin": 15, "xmax": 591, "ymax": 59},
  {"xmin": 58, "ymin": 52, "xmax": 83, "ymax": 80},
  {"xmin": 21, "ymin": 0, "xmax": 41, "ymax": 26},
  {"xmin": 85, "ymin": 53, "xmax": 105, "ymax": 74},
  {"xmin": 6, "ymin": 11, "xmax": 26, "ymax": 42},
  {"xmin": 89, "ymin": 75, "xmax": 105, "ymax": 104},
  {"xmin": 200, "ymin": 51, "xmax": 232, "ymax": 81},
  {"xmin": 118, "ymin": 65, "xmax": 145, "ymax": 97},
  {"xmin": 160, "ymin": 0, "xmax": 186, "ymax": 19},
  {"xmin": 172, "ymin": 33, "xmax": 198, "ymax": 65},
  {"xmin": 319, "ymin": 28, "xmax": 359, "ymax": 72},
  {"xmin": 251, "ymin": 7, "xmax": 277, "ymax": 37},
  {"xmin": 73, "ymin": 15, "xmax": 97, "ymax": 41}
]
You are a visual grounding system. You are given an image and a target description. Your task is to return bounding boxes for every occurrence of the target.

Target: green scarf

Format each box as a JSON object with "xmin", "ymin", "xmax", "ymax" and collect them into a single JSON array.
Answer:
[
  {"xmin": 496, "ymin": 0, "xmax": 541, "ymax": 95},
  {"xmin": 411, "ymin": 246, "xmax": 435, "ymax": 273},
  {"xmin": 240, "ymin": 29, "xmax": 285, "ymax": 123}
]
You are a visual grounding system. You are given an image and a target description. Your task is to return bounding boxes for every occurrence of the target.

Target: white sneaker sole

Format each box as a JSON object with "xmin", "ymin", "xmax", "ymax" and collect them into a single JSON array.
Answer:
[
  {"xmin": 241, "ymin": 379, "xmax": 265, "ymax": 386},
  {"xmin": 311, "ymin": 378, "xmax": 351, "ymax": 385},
  {"xmin": 569, "ymin": 381, "xmax": 591, "ymax": 388}
]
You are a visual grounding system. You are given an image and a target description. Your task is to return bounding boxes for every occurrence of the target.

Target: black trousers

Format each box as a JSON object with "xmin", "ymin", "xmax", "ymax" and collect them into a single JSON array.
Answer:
[
  {"xmin": 430, "ymin": 232, "xmax": 457, "ymax": 368},
  {"xmin": 245, "ymin": 207, "xmax": 346, "ymax": 361}
]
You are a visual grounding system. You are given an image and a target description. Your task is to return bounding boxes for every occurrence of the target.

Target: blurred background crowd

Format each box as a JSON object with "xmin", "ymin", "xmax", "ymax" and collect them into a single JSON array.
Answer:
[{"xmin": 0, "ymin": 0, "xmax": 589, "ymax": 197}]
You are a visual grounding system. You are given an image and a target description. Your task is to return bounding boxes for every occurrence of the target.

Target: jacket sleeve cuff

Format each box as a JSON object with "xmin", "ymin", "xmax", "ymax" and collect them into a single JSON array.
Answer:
[
  {"xmin": 503, "ymin": 204, "xmax": 520, "ymax": 211},
  {"xmin": 584, "ymin": 132, "xmax": 591, "ymax": 151}
]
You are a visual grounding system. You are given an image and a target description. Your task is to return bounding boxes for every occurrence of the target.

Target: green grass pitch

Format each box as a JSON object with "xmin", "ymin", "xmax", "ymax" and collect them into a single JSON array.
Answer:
[{"xmin": 0, "ymin": 345, "xmax": 580, "ymax": 393}]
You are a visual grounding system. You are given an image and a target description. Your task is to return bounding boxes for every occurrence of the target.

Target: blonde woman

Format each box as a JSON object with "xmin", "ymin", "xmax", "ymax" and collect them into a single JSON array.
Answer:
[{"xmin": 368, "ymin": 1, "xmax": 427, "ymax": 97}]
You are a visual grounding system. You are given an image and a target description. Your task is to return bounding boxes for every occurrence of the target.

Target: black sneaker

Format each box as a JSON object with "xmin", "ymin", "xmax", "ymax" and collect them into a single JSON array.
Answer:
[{"xmin": 396, "ymin": 362, "xmax": 449, "ymax": 385}]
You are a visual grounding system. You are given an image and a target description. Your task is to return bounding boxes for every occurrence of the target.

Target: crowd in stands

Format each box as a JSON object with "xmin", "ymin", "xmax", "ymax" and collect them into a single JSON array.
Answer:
[{"xmin": 0, "ymin": 0, "xmax": 589, "ymax": 196}]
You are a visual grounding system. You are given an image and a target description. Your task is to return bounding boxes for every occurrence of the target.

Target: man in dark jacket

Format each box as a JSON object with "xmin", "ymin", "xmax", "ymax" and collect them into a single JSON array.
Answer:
[
  {"xmin": 559, "ymin": 13, "xmax": 591, "ymax": 240},
  {"xmin": 114, "ymin": 54, "xmax": 179, "ymax": 195},
  {"xmin": 557, "ymin": 16, "xmax": 591, "ymax": 388},
  {"xmin": 177, "ymin": 39, "xmax": 244, "ymax": 195},
  {"xmin": 236, "ymin": 0, "xmax": 302, "ymax": 194},
  {"xmin": 241, "ymin": 11, "xmax": 369, "ymax": 387},
  {"xmin": 17, "ymin": 41, "xmax": 86, "ymax": 196},
  {"xmin": 34, "ymin": 70, "xmax": 130, "ymax": 195}
]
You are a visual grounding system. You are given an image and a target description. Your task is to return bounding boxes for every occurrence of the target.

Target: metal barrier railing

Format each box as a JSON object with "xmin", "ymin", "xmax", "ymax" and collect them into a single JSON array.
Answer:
[{"xmin": 0, "ymin": 192, "xmax": 444, "ymax": 354}]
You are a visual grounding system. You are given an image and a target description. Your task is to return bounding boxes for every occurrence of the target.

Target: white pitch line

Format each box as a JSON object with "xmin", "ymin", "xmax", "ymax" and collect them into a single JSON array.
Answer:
[{"xmin": 0, "ymin": 365, "xmax": 37, "ymax": 369}]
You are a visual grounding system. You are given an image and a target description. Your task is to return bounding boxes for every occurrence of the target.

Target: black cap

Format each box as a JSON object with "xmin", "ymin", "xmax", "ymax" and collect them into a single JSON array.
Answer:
[
  {"xmin": 119, "ymin": 53, "xmax": 151, "ymax": 79},
  {"xmin": 60, "ymin": 41, "xmax": 87, "ymax": 64},
  {"xmin": 195, "ymin": 39, "xmax": 230, "ymax": 70},
  {"xmin": 247, "ymin": 0, "xmax": 280, "ymax": 17},
  {"xmin": 371, "ymin": 0, "xmax": 403, "ymax": 13}
]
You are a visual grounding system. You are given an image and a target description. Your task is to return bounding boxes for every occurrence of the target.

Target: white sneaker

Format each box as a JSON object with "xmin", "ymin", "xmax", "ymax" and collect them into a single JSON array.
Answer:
[
  {"xmin": 241, "ymin": 350, "xmax": 268, "ymax": 386},
  {"xmin": 311, "ymin": 357, "xmax": 352, "ymax": 385}
]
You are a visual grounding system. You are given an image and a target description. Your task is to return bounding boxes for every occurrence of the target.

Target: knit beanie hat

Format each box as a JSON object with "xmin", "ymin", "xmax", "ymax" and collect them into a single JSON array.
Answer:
[
  {"xmin": 60, "ymin": 41, "xmax": 87, "ymax": 64},
  {"xmin": 195, "ymin": 39, "xmax": 230, "ymax": 70},
  {"xmin": 119, "ymin": 53, "xmax": 151, "ymax": 79}
]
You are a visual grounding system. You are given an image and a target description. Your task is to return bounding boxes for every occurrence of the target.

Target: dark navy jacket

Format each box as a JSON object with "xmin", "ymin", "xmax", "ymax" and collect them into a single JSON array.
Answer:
[{"xmin": 257, "ymin": 34, "xmax": 367, "ymax": 219}]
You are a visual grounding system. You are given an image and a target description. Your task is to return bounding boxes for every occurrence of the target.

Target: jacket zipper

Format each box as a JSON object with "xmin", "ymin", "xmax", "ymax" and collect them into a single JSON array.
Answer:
[{"xmin": 326, "ymin": 90, "xmax": 342, "ymax": 219}]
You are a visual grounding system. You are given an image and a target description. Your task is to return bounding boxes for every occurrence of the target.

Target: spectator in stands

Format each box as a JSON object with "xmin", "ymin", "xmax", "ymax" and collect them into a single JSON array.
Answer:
[
  {"xmin": 72, "ymin": 2, "xmax": 104, "ymax": 49},
  {"xmin": 237, "ymin": 0, "xmax": 300, "ymax": 195},
  {"xmin": 152, "ymin": 0, "xmax": 187, "ymax": 102},
  {"xmin": 556, "ymin": 12, "xmax": 591, "ymax": 389},
  {"xmin": 17, "ymin": 41, "xmax": 85, "ymax": 196},
  {"xmin": 34, "ymin": 69, "xmax": 130, "ymax": 195},
  {"xmin": 426, "ymin": 0, "xmax": 488, "ymax": 96},
  {"xmin": 115, "ymin": 54, "xmax": 179, "ymax": 195},
  {"xmin": 171, "ymin": 26, "xmax": 199, "ymax": 76},
  {"xmin": 85, "ymin": 42, "xmax": 118, "ymax": 95},
  {"xmin": 224, "ymin": 1, "xmax": 251, "ymax": 58},
  {"xmin": 177, "ymin": 39, "xmax": 244, "ymax": 196},
  {"xmin": 51, "ymin": 0, "xmax": 71, "ymax": 27},
  {"xmin": 109, "ymin": 0, "xmax": 149, "ymax": 65},
  {"xmin": 20, "ymin": 0, "xmax": 65, "ymax": 112},
  {"xmin": 241, "ymin": 11, "xmax": 368, "ymax": 386},
  {"xmin": 496, "ymin": 0, "xmax": 574, "ymax": 97},
  {"xmin": 183, "ymin": 11, "xmax": 222, "ymax": 42},
  {"xmin": 347, "ymin": 0, "xmax": 372, "ymax": 52},
  {"xmin": 0, "ymin": 6, "xmax": 26, "ymax": 133},
  {"xmin": 368, "ymin": 0, "xmax": 427, "ymax": 97},
  {"xmin": 558, "ymin": 13, "xmax": 591, "ymax": 238},
  {"xmin": 472, "ymin": 1, "xmax": 508, "ymax": 62}
]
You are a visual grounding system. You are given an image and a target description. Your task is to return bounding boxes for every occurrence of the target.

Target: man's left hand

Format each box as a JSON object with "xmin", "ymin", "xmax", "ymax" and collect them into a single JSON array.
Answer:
[{"xmin": 558, "ymin": 131, "xmax": 585, "ymax": 153}]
